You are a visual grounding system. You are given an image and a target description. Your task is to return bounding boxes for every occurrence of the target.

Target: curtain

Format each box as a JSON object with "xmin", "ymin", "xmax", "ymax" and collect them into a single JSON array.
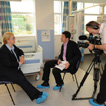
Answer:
[
  {"xmin": 72, "ymin": 10, "xmax": 84, "ymax": 62},
  {"xmin": 62, "ymin": 1, "xmax": 69, "ymax": 32},
  {"xmin": 0, "ymin": 1, "xmax": 13, "ymax": 36}
]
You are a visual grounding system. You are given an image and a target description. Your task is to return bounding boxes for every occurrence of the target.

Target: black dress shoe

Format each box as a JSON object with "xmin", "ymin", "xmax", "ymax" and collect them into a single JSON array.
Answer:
[{"xmin": 41, "ymin": 81, "xmax": 49, "ymax": 86}]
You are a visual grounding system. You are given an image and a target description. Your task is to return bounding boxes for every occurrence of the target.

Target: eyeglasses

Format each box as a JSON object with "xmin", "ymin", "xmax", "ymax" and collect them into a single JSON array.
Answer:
[{"xmin": 10, "ymin": 37, "xmax": 15, "ymax": 40}]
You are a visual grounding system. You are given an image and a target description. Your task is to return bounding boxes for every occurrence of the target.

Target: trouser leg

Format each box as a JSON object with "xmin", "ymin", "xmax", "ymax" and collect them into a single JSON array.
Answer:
[
  {"xmin": 52, "ymin": 68, "xmax": 63, "ymax": 85},
  {"xmin": 96, "ymin": 64, "xmax": 106, "ymax": 104},
  {"xmin": 6, "ymin": 70, "xmax": 42, "ymax": 101},
  {"xmin": 42, "ymin": 60, "xmax": 57, "ymax": 82}
]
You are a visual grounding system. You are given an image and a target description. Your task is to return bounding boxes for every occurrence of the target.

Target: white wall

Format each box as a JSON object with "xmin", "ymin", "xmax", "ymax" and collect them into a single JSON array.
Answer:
[
  {"xmin": 54, "ymin": 35, "xmax": 63, "ymax": 57},
  {"xmin": 36, "ymin": 0, "xmax": 54, "ymax": 30},
  {"xmin": 36, "ymin": 0, "xmax": 55, "ymax": 59}
]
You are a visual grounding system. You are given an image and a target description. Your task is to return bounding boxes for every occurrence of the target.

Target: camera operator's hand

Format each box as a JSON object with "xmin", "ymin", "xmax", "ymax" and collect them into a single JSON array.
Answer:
[{"xmin": 87, "ymin": 43, "xmax": 94, "ymax": 50}]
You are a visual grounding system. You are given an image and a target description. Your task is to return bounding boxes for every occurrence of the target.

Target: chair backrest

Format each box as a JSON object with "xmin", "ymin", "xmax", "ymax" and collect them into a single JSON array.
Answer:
[
  {"xmin": 61, "ymin": 59, "xmax": 80, "ymax": 74},
  {"xmin": 76, "ymin": 60, "xmax": 80, "ymax": 70},
  {"xmin": 0, "ymin": 81, "xmax": 14, "ymax": 84},
  {"xmin": 71, "ymin": 60, "xmax": 80, "ymax": 74}
]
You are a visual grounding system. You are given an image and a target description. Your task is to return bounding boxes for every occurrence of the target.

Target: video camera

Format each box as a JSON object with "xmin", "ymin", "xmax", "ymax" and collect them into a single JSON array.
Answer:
[
  {"xmin": 72, "ymin": 33, "xmax": 104, "ymax": 101},
  {"xmin": 78, "ymin": 33, "xmax": 103, "ymax": 54}
]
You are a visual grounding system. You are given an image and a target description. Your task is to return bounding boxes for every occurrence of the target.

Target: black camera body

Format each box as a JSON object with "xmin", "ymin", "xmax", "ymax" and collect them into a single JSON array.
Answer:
[{"xmin": 78, "ymin": 33, "xmax": 103, "ymax": 55}]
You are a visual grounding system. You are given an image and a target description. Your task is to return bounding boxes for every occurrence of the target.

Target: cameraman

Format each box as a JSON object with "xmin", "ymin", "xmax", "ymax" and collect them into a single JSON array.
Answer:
[{"xmin": 86, "ymin": 21, "xmax": 106, "ymax": 106}]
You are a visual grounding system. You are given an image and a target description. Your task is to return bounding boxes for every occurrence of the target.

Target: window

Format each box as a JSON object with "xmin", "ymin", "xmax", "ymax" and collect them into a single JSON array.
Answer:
[
  {"xmin": 54, "ymin": 1, "xmax": 63, "ymax": 35},
  {"xmin": 77, "ymin": 2, "xmax": 83, "ymax": 10},
  {"xmin": 84, "ymin": 3, "xmax": 101, "ymax": 34},
  {"xmin": 84, "ymin": 3, "xmax": 101, "ymax": 14},
  {"xmin": 10, "ymin": 0, "xmax": 35, "ymax": 36},
  {"xmin": 84, "ymin": 15, "xmax": 98, "ymax": 34},
  {"xmin": 104, "ymin": 6, "xmax": 106, "ymax": 14}
]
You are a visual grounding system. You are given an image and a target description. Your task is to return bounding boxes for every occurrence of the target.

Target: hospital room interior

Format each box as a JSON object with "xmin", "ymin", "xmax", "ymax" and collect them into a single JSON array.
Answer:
[{"xmin": 0, "ymin": 0, "xmax": 106, "ymax": 106}]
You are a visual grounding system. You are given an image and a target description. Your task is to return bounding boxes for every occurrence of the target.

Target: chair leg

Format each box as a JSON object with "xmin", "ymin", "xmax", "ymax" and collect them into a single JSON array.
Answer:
[
  {"xmin": 5, "ymin": 84, "xmax": 15, "ymax": 105},
  {"xmin": 63, "ymin": 73, "xmax": 66, "ymax": 81},
  {"xmin": 11, "ymin": 84, "xmax": 16, "ymax": 92},
  {"xmin": 72, "ymin": 75, "xmax": 74, "ymax": 81},
  {"xmin": 59, "ymin": 73, "xmax": 66, "ymax": 92},
  {"xmin": 74, "ymin": 74, "xmax": 79, "ymax": 88}
]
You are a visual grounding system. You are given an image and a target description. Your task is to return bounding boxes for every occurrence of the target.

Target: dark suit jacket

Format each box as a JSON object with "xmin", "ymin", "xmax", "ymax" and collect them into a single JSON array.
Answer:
[
  {"xmin": 58, "ymin": 40, "xmax": 81, "ymax": 70},
  {"xmin": 0, "ymin": 44, "xmax": 24, "ymax": 77}
]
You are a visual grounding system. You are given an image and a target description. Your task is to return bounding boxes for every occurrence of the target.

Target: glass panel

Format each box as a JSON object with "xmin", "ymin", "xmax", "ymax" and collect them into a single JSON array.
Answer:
[
  {"xmin": 104, "ymin": 6, "xmax": 106, "ymax": 14},
  {"xmin": 54, "ymin": 1, "xmax": 61, "ymax": 13},
  {"xmin": 84, "ymin": 15, "xmax": 98, "ymax": 34},
  {"xmin": 85, "ymin": 3, "xmax": 93, "ymax": 8},
  {"xmin": 85, "ymin": 3, "xmax": 100, "ymax": 14},
  {"xmin": 77, "ymin": 2, "xmax": 83, "ymax": 10},
  {"xmin": 12, "ymin": 14, "xmax": 34, "ymax": 36},
  {"xmin": 54, "ymin": 14, "xmax": 62, "ymax": 35},
  {"xmin": 10, "ymin": 0, "xmax": 34, "ymax": 13}
]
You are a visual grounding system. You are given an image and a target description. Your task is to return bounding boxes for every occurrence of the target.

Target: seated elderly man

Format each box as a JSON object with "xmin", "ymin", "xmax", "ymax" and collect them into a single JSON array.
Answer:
[
  {"xmin": 37, "ymin": 31, "xmax": 81, "ymax": 90},
  {"xmin": 0, "ymin": 32, "xmax": 48, "ymax": 104}
]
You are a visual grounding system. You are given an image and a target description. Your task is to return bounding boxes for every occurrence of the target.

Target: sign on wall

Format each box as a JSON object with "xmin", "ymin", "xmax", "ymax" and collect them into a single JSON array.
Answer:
[{"xmin": 41, "ymin": 30, "xmax": 50, "ymax": 42}]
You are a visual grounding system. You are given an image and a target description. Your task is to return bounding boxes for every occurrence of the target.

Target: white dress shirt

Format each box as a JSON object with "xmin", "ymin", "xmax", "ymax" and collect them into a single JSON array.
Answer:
[{"xmin": 99, "ymin": 22, "xmax": 106, "ymax": 54}]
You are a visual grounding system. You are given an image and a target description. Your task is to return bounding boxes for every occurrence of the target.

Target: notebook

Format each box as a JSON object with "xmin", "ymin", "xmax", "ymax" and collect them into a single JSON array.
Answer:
[{"xmin": 55, "ymin": 60, "xmax": 68, "ymax": 71}]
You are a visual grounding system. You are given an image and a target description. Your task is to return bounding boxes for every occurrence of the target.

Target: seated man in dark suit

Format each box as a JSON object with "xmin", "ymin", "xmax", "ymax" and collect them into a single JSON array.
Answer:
[
  {"xmin": 37, "ymin": 31, "xmax": 81, "ymax": 90},
  {"xmin": 0, "ymin": 32, "xmax": 48, "ymax": 104}
]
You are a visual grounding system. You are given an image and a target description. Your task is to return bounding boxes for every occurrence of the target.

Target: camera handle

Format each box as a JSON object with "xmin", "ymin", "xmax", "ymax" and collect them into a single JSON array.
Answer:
[{"xmin": 72, "ymin": 56, "xmax": 102, "ymax": 100}]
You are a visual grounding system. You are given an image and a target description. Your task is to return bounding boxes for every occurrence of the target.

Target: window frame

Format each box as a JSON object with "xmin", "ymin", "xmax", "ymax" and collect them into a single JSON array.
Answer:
[
  {"xmin": 10, "ymin": 1, "xmax": 36, "ymax": 37},
  {"xmin": 54, "ymin": 1, "xmax": 64, "ymax": 35}
]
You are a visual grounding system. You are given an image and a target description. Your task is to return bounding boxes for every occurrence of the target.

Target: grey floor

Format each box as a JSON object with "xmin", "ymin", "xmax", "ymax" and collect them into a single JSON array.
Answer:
[{"xmin": 0, "ymin": 54, "xmax": 106, "ymax": 106}]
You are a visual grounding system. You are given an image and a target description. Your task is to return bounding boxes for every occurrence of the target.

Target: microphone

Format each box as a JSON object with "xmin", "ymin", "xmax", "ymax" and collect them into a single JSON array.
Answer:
[{"xmin": 79, "ymin": 35, "xmax": 87, "ymax": 40}]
